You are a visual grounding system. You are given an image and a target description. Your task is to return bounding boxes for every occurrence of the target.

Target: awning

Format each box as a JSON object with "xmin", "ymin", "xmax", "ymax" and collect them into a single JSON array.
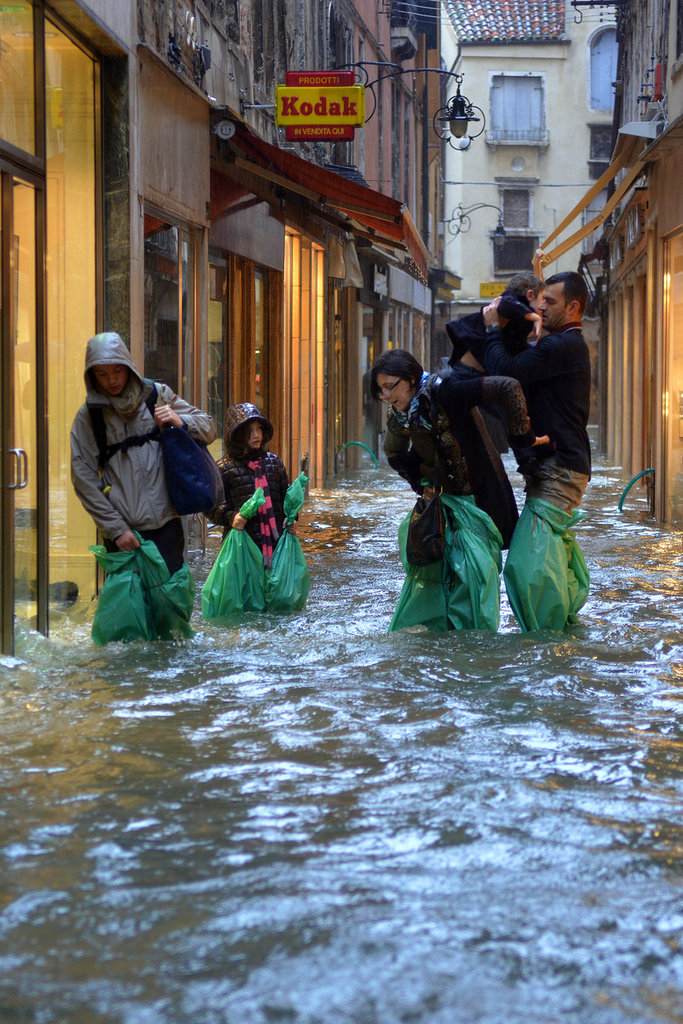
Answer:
[
  {"xmin": 217, "ymin": 122, "xmax": 429, "ymax": 281},
  {"xmin": 533, "ymin": 142, "xmax": 647, "ymax": 275}
]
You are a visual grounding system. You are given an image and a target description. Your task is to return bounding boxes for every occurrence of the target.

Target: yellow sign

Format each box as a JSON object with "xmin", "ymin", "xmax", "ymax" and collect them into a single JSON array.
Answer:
[
  {"xmin": 275, "ymin": 85, "xmax": 365, "ymax": 126},
  {"xmin": 480, "ymin": 282, "xmax": 506, "ymax": 298}
]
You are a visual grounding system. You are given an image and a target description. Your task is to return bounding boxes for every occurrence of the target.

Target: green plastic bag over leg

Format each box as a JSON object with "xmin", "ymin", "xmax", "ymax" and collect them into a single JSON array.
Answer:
[
  {"xmin": 264, "ymin": 472, "xmax": 310, "ymax": 613},
  {"xmin": 89, "ymin": 536, "xmax": 194, "ymax": 645},
  {"xmin": 265, "ymin": 530, "xmax": 310, "ymax": 612},
  {"xmin": 389, "ymin": 495, "xmax": 502, "ymax": 633},
  {"xmin": 201, "ymin": 528, "xmax": 266, "ymax": 620},
  {"xmin": 442, "ymin": 495, "xmax": 502, "ymax": 632},
  {"xmin": 503, "ymin": 497, "xmax": 590, "ymax": 632}
]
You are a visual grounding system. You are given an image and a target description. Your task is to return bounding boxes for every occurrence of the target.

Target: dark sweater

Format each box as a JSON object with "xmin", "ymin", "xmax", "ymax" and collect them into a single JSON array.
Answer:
[
  {"xmin": 481, "ymin": 326, "xmax": 592, "ymax": 477},
  {"xmin": 446, "ymin": 292, "xmax": 535, "ymax": 365}
]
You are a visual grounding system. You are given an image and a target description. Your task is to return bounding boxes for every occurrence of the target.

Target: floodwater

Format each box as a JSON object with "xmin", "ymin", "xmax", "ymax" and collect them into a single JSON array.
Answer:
[{"xmin": 2, "ymin": 452, "xmax": 683, "ymax": 1024}]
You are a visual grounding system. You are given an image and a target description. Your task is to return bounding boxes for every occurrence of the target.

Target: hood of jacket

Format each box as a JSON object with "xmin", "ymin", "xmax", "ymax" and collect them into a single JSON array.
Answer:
[
  {"xmin": 225, "ymin": 403, "xmax": 274, "ymax": 456},
  {"xmin": 84, "ymin": 332, "xmax": 145, "ymax": 401}
]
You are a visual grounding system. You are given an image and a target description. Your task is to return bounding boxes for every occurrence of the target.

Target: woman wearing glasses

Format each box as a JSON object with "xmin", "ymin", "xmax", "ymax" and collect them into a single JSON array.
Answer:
[{"xmin": 370, "ymin": 349, "xmax": 548, "ymax": 632}]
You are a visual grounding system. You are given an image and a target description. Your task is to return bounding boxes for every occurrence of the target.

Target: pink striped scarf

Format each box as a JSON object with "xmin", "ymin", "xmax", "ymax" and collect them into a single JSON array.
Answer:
[{"xmin": 248, "ymin": 458, "xmax": 279, "ymax": 567}]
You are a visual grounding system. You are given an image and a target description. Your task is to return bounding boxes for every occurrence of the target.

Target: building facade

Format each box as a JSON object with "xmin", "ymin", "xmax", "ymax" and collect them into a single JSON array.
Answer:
[
  {"xmin": 0, "ymin": 0, "xmax": 440, "ymax": 653},
  {"xmin": 599, "ymin": 0, "xmax": 683, "ymax": 526}
]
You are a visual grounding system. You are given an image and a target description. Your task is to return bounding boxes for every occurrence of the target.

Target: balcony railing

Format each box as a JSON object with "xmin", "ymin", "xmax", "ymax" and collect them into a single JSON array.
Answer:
[
  {"xmin": 487, "ymin": 128, "xmax": 550, "ymax": 145},
  {"xmin": 390, "ymin": 0, "xmax": 418, "ymax": 32}
]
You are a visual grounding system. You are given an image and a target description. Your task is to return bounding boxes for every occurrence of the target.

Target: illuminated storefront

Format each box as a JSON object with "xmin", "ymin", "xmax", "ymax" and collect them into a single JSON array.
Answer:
[
  {"xmin": 283, "ymin": 229, "xmax": 325, "ymax": 485},
  {"xmin": 663, "ymin": 231, "xmax": 683, "ymax": 522},
  {"xmin": 0, "ymin": 3, "xmax": 210, "ymax": 653},
  {"xmin": 210, "ymin": 120, "xmax": 428, "ymax": 489},
  {"xmin": 1, "ymin": 0, "xmax": 98, "ymax": 652},
  {"xmin": 604, "ymin": 123, "xmax": 683, "ymax": 526}
]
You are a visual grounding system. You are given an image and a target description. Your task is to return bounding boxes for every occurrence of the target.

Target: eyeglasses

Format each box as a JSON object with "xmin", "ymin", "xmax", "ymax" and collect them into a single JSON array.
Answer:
[{"xmin": 378, "ymin": 379, "xmax": 402, "ymax": 398}]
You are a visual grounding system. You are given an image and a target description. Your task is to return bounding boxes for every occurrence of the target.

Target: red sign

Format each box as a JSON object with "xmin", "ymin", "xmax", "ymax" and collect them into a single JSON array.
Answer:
[
  {"xmin": 285, "ymin": 125, "xmax": 355, "ymax": 141},
  {"xmin": 285, "ymin": 70, "xmax": 355, "ymax": 87}
]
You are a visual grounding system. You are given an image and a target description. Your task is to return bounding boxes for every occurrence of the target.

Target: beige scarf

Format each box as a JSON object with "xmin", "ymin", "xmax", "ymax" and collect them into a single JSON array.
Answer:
[{"xmin": 105, "ymin": 376, "xmax": 144, "ymax": 420}]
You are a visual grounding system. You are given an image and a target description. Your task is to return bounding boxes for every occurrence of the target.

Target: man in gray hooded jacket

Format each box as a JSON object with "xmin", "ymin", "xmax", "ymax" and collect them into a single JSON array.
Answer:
[{"xmin": 70, "ymin": 332, "xmax": 217, "ymax": 574}]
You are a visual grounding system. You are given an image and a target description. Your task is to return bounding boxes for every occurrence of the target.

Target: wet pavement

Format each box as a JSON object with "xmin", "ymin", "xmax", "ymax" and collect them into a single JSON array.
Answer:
[{"xmin": 1, "ymin": 450, "xmax": 683, "ymax": 1024}]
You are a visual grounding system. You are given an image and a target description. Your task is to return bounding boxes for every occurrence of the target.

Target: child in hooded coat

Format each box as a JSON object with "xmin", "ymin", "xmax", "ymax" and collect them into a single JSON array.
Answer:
[{"xmin": 211, "ymin": 403, "xmax": 295, "ymax": 566}]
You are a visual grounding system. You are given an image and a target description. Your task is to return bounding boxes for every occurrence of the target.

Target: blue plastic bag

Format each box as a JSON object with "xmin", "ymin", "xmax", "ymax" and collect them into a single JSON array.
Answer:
[{"xmin": 160, "ymin": 426, "xmax": 223, "ymax": 515}]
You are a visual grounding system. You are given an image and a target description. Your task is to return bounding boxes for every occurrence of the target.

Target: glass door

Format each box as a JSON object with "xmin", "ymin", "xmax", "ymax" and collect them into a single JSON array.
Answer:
[
  {"xmin": 1, "ymin": 171, "xmax": 40, "ymax": 652},
  {"xmin": 12, "ymin": 177, "xmax": 38, "ymax": 632},
  {"xmin": 207, "ymin": 255, "xmax": 228, "ymax": 460}
]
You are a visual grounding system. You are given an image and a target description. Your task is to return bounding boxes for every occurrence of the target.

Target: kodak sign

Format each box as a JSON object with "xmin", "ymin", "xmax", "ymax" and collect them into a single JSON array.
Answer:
[{"xmin": 276, "ymin": 70, "xmax": 365, "ymax": 141}]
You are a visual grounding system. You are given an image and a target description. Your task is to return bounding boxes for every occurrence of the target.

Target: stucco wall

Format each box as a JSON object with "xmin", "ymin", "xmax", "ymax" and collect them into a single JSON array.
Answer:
[
  {"xmin": 50, "ymin": 0, "xmax": 135, "ymax": 53},
  {"xmin": 138, "ymin": 51, "xmax": 210, "ymax": 224},
  {"xmin": 443, "ymin": 13, "xmax": 616, "ymax": 303}
]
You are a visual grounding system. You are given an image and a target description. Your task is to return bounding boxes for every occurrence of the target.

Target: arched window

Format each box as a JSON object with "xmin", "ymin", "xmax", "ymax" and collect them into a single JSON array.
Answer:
[{"xmin": 590, "ymin": 28, "xmax": 618, "ymax": 110}]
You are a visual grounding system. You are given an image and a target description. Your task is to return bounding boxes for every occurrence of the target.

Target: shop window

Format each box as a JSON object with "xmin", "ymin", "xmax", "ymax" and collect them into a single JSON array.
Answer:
[
  {"xmin": 45, "ymin": 20, "xmax": 97, "ymax": 617},
  {"xmin": 207, "ymin": 259, "xmax": 228, "ymax": 456},
  {"xmin": 590, "ymin": 28, "xmax": 617, "ymax": 110},
  {"xmin": 284, "ymin": 231, "xmax": 325, "ymax": 486},
  {"xmin": 144, "ymin": 216, "xmax": 196, "ymax": 398},
  {"xmin": 664, "ymin": 232, "xmax": 683, "ymax": 523},
  {"xmin": 494, "ymin": 236, "xmax": 539, "ymax": 275},
  {"xmin": 254, "ymin": 267, "xmax": 267, "ymax": 410},
  {"xmin": 489, "ymin": 75, "xmax": 547, "ymax": 144},
  {"xmin": 361, "ymin": 304, "xmax": 384, "ymax": 457},
  {"xmin": 0, "ymin": 0, "xmax": 35, "ymax": 154}
]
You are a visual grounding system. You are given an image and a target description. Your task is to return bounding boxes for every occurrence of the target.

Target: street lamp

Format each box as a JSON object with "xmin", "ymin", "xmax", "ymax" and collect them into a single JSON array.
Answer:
[
  {"xmin": 341, "ymin": 64, "xmax": 485, "ymax": 150},
  {"xmin": 433, "ymin": 74, "xmax": 486, "ymax": 151},
  {"xmin": 444, "ymin": 203, "xmax": 507, "ymax": 246}
]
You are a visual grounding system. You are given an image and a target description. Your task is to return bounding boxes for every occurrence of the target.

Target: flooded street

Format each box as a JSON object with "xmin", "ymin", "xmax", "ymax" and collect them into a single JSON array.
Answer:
[{"xmin": 2, "ymin": 452, "xmax": 683, "ymax": 1024}]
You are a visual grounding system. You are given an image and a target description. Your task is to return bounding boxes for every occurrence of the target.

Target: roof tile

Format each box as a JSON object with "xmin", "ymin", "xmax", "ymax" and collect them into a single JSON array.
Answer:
[{"xmin": 446, "ymin": 0, "xmax": 567, "ymax": 43}]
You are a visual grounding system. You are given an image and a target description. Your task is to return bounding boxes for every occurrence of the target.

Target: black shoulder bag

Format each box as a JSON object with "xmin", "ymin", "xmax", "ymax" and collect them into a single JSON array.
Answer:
[
  {"xmin": 404, "ymin": 385, "xmax": 447, "ymax": 567},
  {"xmin": 405, "ymin": 490, "xmax": 445, "ymax": 566}
]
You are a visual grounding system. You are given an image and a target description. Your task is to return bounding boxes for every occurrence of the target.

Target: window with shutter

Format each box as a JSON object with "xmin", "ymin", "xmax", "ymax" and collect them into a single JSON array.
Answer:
[
  {"xmin": 588, "ymin": 125, "xmax": 612, "ymax": 180},
  {"xmin": 590, "ymin": 29, "xmax": 617, "ymax": 110},
  {"xmin": 489, "ymin": 75, "xmax": 546, "ymax": 143},
  {"xmin": 502, "ymin": 190, "xmax": 530, "ymax": 228}
]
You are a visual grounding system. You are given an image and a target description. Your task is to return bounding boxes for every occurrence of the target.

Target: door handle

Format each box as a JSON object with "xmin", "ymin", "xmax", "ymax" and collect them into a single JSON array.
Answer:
[{"xmin": 8, "ymin": 449, "xmax": 28, "ymax": 489}]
